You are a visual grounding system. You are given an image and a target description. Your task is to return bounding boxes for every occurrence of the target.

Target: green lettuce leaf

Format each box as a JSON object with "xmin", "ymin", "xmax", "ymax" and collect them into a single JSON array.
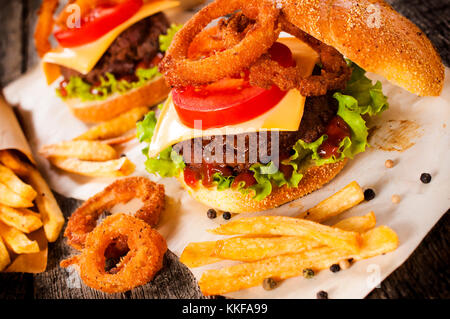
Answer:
[
  {"xmin": 159, "ymin": 24, "xmax": 183, "ymax": 52},
  {"xmin": 137, "ymin": 111, "xmax": 157, "ymax": 143},
  {"xmin": 213, "ymin": 173, "xmax": 234, "ymax": 191},
  {"xmin": 248, "ymin": 161, "xmax": 303, "ymax": 201},
  {"xmin": 58, "ymin": 66, "xmax": 160, "ymax": 101},
  {"xmin": 343, "ymin": 62, "xmax": 389, "ymax": 116},
  {"xmin": 143, "ymin": 146, "xmax": 185, "ymax": 178}
]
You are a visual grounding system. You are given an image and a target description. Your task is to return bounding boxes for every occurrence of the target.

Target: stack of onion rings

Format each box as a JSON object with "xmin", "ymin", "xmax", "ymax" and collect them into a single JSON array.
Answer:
[
  {"xmin": 64, "ymin": 177, "xmax": 165, "ymax": 250},
  {"xmin": 161, "ymin": 1, "xmax": 351, "ymax": 96},
  {"xmin": 159, "ymin": 0, "xmax": 281, "ymax": 87},
  {"xmin": 61, "ymin": 213, "xmax": 167, "ymax": 293}
]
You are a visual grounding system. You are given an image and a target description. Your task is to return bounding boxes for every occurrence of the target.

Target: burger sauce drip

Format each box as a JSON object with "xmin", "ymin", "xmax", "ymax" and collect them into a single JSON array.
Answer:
[
  {"xmin": 231, "ymin": 171, "xmax": 257, "ymax": 189},
  {"xmin": 184, "ymin": 163, "xmax": 233, "ymax": 188},
  {"xmin": 318, "ymin": 116, "xmax": 351, "ymax": 159},
  {"xmin": 184, "ymin": 164, "xmax": 257, "ymax": 189}
]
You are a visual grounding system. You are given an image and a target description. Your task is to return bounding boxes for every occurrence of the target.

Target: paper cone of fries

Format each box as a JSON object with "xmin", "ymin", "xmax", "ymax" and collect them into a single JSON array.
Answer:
[{"xmin": 0, "ymin": 95, "xmax": 64, "ymax": 273}]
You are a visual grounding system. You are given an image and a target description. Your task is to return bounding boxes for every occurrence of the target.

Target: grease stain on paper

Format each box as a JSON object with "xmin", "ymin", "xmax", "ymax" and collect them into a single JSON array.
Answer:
[{"xmin": 369, "ymin": 120, "xmax": 422, "ymax": 152}]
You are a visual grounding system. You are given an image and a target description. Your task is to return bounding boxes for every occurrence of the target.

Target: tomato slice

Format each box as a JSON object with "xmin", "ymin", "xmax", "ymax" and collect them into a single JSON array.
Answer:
[
  {"xmin": 54, "ymin": 0, "xmax": 143, "ymax": 48},
  {"xmin": 173, "ymin": 42, "xmax": 295, "ymax": 129}
]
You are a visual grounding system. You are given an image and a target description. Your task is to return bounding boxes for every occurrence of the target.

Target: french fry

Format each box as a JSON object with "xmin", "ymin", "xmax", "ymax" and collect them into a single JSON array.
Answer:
[
  {"xmin": 0, "ymin": 221, "xmax": 40, "ymax": 254},
  {"xmin": 75, "ymin": 106, "xmax": 148, "ymax": 141},
  {"xmin": 199, "ymin": 226, "xmax": 399, "ymax": 295},
  {"xmin": 0, "ymin": 164, "xmax": 37, "ymax": 201},
  {"xmin": 210, "ymin": 216, "xmax": 362, "ymax": 253},
  {"xmin": 0, "ymin": 236, "xmax": 10, "ymax": 271},
  {"xmin": 0, "ymin": 150, "xmax": 30, "ymax": 176},
  {"xmin": 40, "ymin": 140, "xmax": 118, "ymax": 161},
  {"xmin": 0, "ymin": 204, "xmax": 43, "ymax": 233},
  {"xmin": 333, "ymin": 212, "xmax": 376, "ymax": 233},
  {"xmin": 27, "ymin": 167, "xmax": 65, "ymax": 243},
  {"xmin": 0, "ymin": 151, "xmax": 64, "ymax": 243},
  {"xmin": 189, "ymin": 212, "xmax": 376, "ymax": 265},
  {"xmin": 101, "ymin": 131, "xmax": 136, "ymax": 145},
  {"xmin": 49, "ymin": 156, "xmax": 136, "ymax": 177},
  {"xmin": 298, "ymin": 181, "xmax": 365, "ymax": 222},
  {"xmin": 0, "ymin": 182, "xmax": 34, "ymax": 208},
  {"xmin": 214, "ymin": 236, "xmax": 317, "ymax": 263},
  {"xmin": 180, "ymin": 241, "xmax": 222, "ymax": 268},
  {"xmin": 4, "ymin": 228, "xmax": 48, "ymax": 273}
]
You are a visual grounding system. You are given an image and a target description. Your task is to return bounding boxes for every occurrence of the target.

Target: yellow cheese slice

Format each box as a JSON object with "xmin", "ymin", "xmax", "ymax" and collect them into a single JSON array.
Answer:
[
  {"xmin": 42, "ymin": 1, "xmax": 179, "ymax": 79},
  {"xmin": 148, "ymin": 37, "xmax": 319, "ymax": 157}
]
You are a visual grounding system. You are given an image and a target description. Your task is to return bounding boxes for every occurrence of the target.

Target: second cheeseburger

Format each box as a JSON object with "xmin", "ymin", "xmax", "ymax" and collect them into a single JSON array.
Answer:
[{"xmin": 138, "ymin": 0, "xmax": 444, "ymax": 213}]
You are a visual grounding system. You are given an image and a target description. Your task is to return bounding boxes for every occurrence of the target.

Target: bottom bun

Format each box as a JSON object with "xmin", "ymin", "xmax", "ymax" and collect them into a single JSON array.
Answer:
[
  {"xmin": 177, "ymin": 160, "xmax": 347, "ymax": 213},
  {"xmin": 64, "ymin": 76, "xmax": 170, "ymax": 123}
]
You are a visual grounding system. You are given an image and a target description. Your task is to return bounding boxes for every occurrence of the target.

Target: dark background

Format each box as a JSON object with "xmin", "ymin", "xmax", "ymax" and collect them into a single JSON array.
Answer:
[{"xmin": 0, "ymin": 0, "xmax": 449, "ymax": 299}]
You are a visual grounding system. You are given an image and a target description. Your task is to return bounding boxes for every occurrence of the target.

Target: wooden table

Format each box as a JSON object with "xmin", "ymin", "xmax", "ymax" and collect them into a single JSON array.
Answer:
[{"xmin": 0, "ymin": 0, "xmax": 449, "ymax": 299}]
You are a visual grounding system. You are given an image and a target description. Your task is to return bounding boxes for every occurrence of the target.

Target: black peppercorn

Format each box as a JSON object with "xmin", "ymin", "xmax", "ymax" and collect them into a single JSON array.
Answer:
[
  {"xmin": 207, "ymin": 209, "xmax": 217, "ymax": 219},
  {"xmin": 364, "ymin": 188, "xmax": 376, "ymax": 201},
  {"xmin": 330, "ymin": 264, "xmax": 341, "ymax": 273},
  {"xmin": 420, "ymin": 173, "xmax": 432, "ymax": 184},
  {"xmin": 316, "ymin": 290, "xmax": 328, "ymax": 299},
  {"xmin": 303, "ymin": 268, "xmax": 315, "ymax": 279},
  {"xmin": 262, "ymin": 278, "xmax": 278, "ymax": 290},
  {"xmin": 222, "ymin": 212, "xmax": 232, "ymax": 220}
]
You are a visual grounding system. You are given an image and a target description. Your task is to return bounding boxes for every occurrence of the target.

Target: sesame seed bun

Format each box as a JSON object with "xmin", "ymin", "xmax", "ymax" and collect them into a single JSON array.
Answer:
[
  {"xmin": 177, "ymin": 160, "xmax": 347, "ymax": 213},
  {"xmin": 65, "ymin": 76, "xmax": 170, "ymax": 123},
  {"xmin": 281, "ymin": 0, "xmax": 444, "ymax": 96}
]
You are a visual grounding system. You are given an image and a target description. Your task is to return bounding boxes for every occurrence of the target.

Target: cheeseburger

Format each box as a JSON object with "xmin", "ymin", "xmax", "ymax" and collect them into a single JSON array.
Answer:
[
  {"xmin": 34, "ymin": 0, "xmax": 182, "ymax": 122},
  {"xmin": 138, "ymin": 0, "xmax": 444, "ymax": 213}
]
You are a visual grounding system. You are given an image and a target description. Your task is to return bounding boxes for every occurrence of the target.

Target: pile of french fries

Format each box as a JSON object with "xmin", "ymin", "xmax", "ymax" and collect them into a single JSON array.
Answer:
[
  {"xmin": 39, "ymin": 107, "xmax": 150, "ymax": 177},
  {"xmin": 0, "ymin": 150, "xmax": 64, "ymax": 273},
  {"xmin": 180, "ymin": 181, "xmax": 399, "ymax": 296}
]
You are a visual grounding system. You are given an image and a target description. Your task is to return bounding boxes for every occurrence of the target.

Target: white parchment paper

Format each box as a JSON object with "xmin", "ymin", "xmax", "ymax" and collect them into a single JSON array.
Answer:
[{"xmin": 3, "ymin": 59, "xmax": 449, "ymax": 298}]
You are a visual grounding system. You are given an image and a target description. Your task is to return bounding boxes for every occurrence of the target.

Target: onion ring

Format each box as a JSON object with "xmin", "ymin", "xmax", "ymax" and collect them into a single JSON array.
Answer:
[
  {"xmin": 64, "ymin": 177, "xmax": 165, "ymax": 250},
  {"xmin": 160, "ymin": 0, "xmax": 280, "ymax": 87},
  {"xmin": 249, "ymin": 17, "xmax": 352, "ymax": 96},
  {"xmin": 187, "ymin": 13, "xmax": 255, "ymax": 60},
  {"xmin": 61, "ymin": 213, "xmax": 167, "ymax": 293}
]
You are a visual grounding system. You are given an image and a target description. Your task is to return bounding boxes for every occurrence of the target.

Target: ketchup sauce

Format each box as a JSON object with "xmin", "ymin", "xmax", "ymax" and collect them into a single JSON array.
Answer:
[{"xmin": 318, "ymin": 116, "xmax": 351, "ymax": 159}]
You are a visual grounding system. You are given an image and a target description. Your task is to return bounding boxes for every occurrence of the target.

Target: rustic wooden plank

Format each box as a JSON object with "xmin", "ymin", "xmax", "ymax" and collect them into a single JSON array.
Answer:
[
  {"xmin": 367, "ymin": 210, "xmax": 450, "ymax": 299},
  {"xmin": 25, "ymin": 0, "xmax": 42, "ymax": 71},
  {"xmin": 0, "ymin": 0, "xmax": 24, "ymax": 87}
]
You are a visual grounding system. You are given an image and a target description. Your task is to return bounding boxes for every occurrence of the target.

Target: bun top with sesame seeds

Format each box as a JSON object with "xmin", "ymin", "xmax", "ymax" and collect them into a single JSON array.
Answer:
[{"xmin": 280, "ymin": 0, "xmax": 445, "ymax": 96}]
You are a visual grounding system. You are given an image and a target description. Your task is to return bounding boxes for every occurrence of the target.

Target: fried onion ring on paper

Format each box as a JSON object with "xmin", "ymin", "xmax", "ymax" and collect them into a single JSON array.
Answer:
[
  {"xmin": 249, "ymin": 18, "xmax": 352, "ymax": 96},
  {"xmin": 61, "ymin": 213, "xmax": 167, "ymax": 293},
  {"xmin": 160, "ymin": 0, "xmax": 280, "ymax": 87},
  {"xmin": 64, "ymin": 177, "xmax": 165, "ymax": 250}
]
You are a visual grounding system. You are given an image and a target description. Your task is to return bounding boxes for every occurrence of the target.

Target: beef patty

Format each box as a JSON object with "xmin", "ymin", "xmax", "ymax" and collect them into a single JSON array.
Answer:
[
  {"xmin": 174, "ymin": 94, "xmax": 338, "ymax": 173},
  {"xmin": 60, "ymin": 12, "xmax": 169, "ymax": 85}
]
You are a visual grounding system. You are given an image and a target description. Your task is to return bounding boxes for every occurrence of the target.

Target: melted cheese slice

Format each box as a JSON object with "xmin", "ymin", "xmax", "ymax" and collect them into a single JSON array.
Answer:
[
  {"xmin": 149, "ymin": 37, "xmax": 319, "ymax": 157},
  {"xmin": 42, "ymin": 1, "xmax": 179, "ymax": 81}
]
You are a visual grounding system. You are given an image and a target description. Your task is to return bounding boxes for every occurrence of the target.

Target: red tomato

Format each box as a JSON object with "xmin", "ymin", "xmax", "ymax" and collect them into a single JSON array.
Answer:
[
  {"xmin": 172, "ymin": 42, "xmax": 296, "ymax": 129},
  {"xmin": 54, "ymin": 0, "xmax": 143, "ymax": 48}
]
